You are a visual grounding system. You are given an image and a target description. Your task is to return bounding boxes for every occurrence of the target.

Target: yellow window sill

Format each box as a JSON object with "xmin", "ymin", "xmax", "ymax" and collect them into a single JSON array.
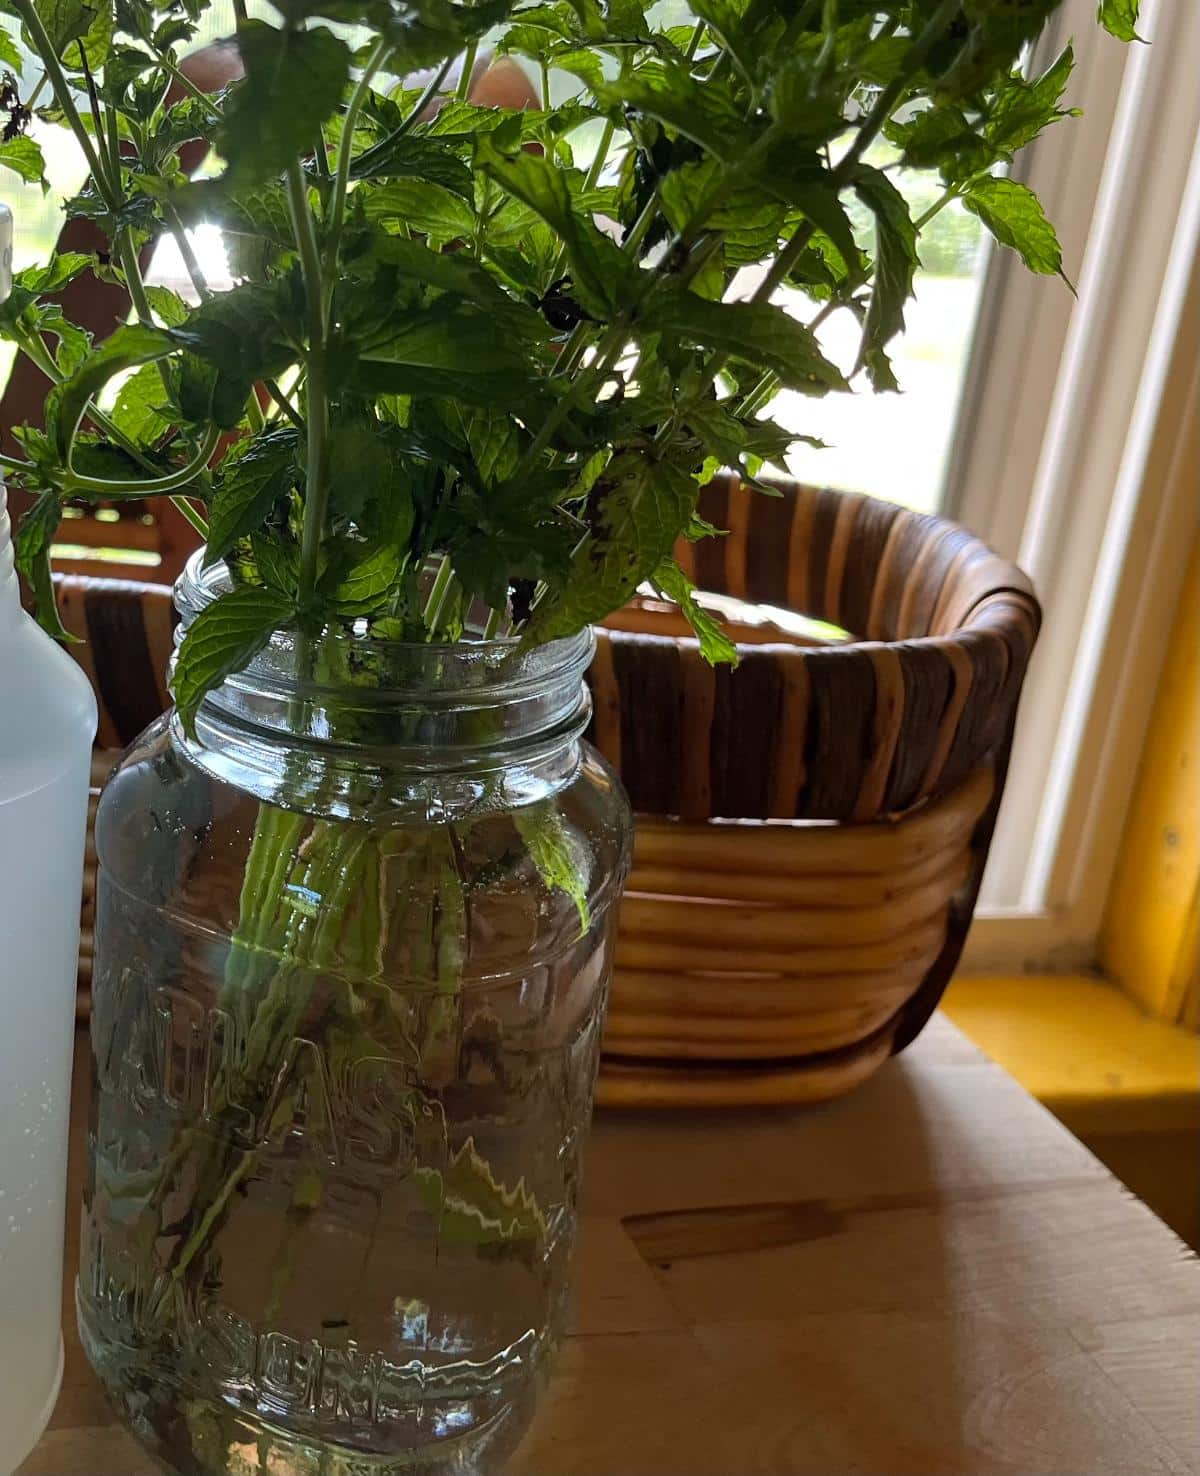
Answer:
[{"xmin": 943, "ymin": 974, "xmax": 1200, "ymax": 1137}]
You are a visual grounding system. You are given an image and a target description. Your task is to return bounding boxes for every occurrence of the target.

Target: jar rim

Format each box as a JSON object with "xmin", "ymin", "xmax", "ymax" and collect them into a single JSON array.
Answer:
[{"xmin": 174, "ymin": 552, "xmax": 594, "ymax": 705}]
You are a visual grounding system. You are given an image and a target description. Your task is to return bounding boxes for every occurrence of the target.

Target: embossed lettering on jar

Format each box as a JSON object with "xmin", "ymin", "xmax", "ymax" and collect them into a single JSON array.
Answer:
[{"xmin": 78, "ymin": 557, "xmax": 632, "ymax": 1476}]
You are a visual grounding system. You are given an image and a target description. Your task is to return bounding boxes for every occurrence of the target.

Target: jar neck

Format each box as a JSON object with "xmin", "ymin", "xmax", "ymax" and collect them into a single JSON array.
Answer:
[{"xmin": 173, "ymin": 558, "xmax": 594, "ymax": 823}]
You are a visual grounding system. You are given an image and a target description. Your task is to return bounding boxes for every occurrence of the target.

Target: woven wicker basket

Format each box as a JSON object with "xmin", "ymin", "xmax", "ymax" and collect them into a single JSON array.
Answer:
[
  {"xmin": 58, "ymin": 476, "xmax": 1038, "ymax": 1108},
  {"xmin": 585, "ymin": 475, "xmax": 1039, "ymax": 1106}
]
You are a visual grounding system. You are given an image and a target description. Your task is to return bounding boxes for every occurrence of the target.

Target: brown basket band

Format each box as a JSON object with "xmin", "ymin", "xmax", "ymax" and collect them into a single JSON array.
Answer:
[{"xmin": 589, "ymin": 476, "xmax": 1040, "ymax": 822}]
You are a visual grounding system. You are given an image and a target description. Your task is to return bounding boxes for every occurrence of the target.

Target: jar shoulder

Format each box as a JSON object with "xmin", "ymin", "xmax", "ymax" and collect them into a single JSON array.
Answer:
[{"xmin": 96, "ymin": 724, "xmax": 632, "ymax": 974}]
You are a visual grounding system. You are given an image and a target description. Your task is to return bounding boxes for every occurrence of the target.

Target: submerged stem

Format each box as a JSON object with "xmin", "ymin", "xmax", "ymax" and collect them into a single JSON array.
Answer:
[{"xmin": 287, "ymin": 160, "xmax": 331, "ymax": 608}]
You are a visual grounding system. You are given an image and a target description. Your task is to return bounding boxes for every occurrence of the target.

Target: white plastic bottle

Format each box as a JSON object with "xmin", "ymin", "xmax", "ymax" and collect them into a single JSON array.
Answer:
[{"xmin": 0, "ymin": 203, "xmax": 98, "ymax": 1472}]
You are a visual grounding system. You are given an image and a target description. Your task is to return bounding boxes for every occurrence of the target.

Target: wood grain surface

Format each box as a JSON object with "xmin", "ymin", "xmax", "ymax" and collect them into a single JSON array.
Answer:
[{"xmin": 20, "ymin": 1018, "xmax": 1200, "ymax": 1476}]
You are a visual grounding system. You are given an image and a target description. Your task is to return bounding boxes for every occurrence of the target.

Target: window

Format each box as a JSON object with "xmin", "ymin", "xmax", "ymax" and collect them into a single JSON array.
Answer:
[
  {"xmin": 775, "ymin": 178, "xmax": 985, "ymax": 514},
  {"xmin": 4, "ymin": 1, "xmax": 1196, "ymax": 972},
  {"xmin": 954, "ymin": 0, "xmax": 1200, "ymax": 965}
]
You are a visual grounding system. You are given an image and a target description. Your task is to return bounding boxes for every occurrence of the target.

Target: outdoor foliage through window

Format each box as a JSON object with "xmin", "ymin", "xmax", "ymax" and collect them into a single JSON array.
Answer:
[{"xmin": 0, "ymin": 0, "xmax": 1132, "ymax": 702}]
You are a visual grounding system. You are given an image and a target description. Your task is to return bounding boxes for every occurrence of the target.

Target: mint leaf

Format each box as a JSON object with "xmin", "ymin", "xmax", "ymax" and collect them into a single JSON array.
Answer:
[
  {"xmin": 321, "ymin": 541, "xmax": 402, "ymax": 617},
  {"xmin": 66, "ymin": 0, "xmax": 112, "ymax": 70},
  {"xmin": 605, "ymin": 0, "xmax": 648, "ymax": 38},
  {"xmin": 758, "ymin": 167, "xmax": 861, "ymax": 278},
  {"xmin": 986, "ymin": 46, "xmax": 1078, "ymax": 158},
  {"xmin": 144, "ymin": 285, "xmax": 190, "ymax": 328},
  {"xmin": 204, "ymin": 429, "xmax": 299, "ymax": 566},
  {"xmin": 33, "ymin": 0, "xmax": 98, "ymax": 57},
  {"xmin": 963, "ymin": 175, "xmax": 1066, "ymax": 279},
  {"xmin": 523, "ymin": 455, "xmax": 698, "ymax": 642},
  {"xmin": 0, "ymin": 136, "xmax": 47, "ymax": 186},
  {"xmin": 13, "ymin": 491, "xmax": 73, "ymax": 642},
  {"xmin": 514, "ymin": 802, "xmax": 591, "ymax": 935},
  {"xmin": 0, "ymin": 29, "xmax": 22, "ymax": 71},
  {"xmin": 689, "ymin": 0, "xmax": 757, "ymax": 79},
  {"xmin": 50, "ymin": 322, "xmax": 173, "ymax": 458},
  {"xmin": 173, "ymin": 180, "xmax": 296, "ymax": 249},
  {"xmin": 356, "ymin": 300, "xmax": 540, "ymax": 379},
  {"xmin": 360, "ymin": 178, "xmax": 476, "ymax": 242},
  {"xmin": 462, "ymin": 409, "xmax": 520, "ymax": 488},
  {"xmin": 172, "ymin": 585, "xmax": 293, "ymax": 739},
  {"xmin": 110, "ymin": 360, "xmax": 175, "ymax": 446},
  {"xmin": 14, "ymin": 252, "xmax": 92, "ymax": 295},
  {"xmin": 595, "ymin": 62, "xmax": 748, "ymax": 160},
  {"xmin": 548, "ymin": 46, "xmax": 605, "ymax": 94},
  {"xmin": 641, "ymin": 288, "xmax": 848, "ymax": 395},
  {"xmin": 374, "ymin": 0, "xmax": 515, "ymax": 71},
  {"xmin": 474, "ymin": 135, "xmax": 636, "ymax": 318},
  {"xmin": 414, "ymin": 1137, "xmax": 547, "ymax": 1256},
  {"xmin": 360, "ymin": 234, "xmax": 527, "ymax": 321},
  {"xmin": 852, "ymin": 164, "xmax": 919, "ymax": 392},
  {"xmin": 217, "ymin": 21, "xmax": 350, "ymax": 185},
  {"xmin": 249, "ymin": 532, "xmax": 300, "ymax": 598},
  {"xmin": 168, "ymin": 283, "xmax": 296, "ymax": 426},
  {"xmin": 652, "ymin": 558, "xmax": 739, "ymax": 667},
  {"xmin": 349, "ymin": 134, "xmax": 473, "ymax": 198},
  {"xmin": 1097, "ymin": 0, "xmax": 1141, "ymax": 42}
]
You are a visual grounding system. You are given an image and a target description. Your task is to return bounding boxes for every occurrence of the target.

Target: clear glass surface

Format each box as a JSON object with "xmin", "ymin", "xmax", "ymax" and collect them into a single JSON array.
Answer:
[{"xmin": 77, "ymin": 563, "xmax": 632, "ymax": 1476}]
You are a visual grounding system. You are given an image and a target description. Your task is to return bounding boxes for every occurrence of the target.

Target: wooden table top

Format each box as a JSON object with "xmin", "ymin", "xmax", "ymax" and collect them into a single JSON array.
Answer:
[{"xmin": 20, "ymin": 1017, "xmax": 1200, "ymax": 1476}]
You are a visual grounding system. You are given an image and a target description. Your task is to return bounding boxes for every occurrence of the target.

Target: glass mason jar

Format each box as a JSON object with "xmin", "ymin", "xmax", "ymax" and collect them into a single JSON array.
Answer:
[{"xmin": 77, "ymin": 558, "xmax": 633, "ymax": 1476}]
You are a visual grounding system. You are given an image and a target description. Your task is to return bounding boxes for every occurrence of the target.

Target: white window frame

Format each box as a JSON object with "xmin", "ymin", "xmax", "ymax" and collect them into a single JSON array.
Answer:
[{"xmin": 948, "ymin": 0, "xmax": 1200, "ymax": 971}]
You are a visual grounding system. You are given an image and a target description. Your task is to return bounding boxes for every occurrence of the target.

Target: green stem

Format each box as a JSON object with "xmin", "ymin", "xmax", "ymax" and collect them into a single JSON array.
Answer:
[
  {"xmin": 67, "ymin": 426, "xmax": 220, "ymax": 495},
  {"xmin": 12, "ymin": 0, "xmax": 116, "ymax": 209},
  {"xmin": 914, "ymin": 185, "xmax": 959, "ymax": 232},
  {"xmin": 171, "ymin": 496, "xmax": 209, "ymax": 537},
  {"xmin": 13, "ymin": 327, "xmax": 158, "ymax": 477},
  {"xmin": 244, "ymin": 388, "xmax": 266, "ymax": 434},
  {"xmin": 421, "ymin": 554, "xmax": 453, "ymax": 632},
  {"xmin": 456, "ymin": 39, "xmax": 479, "ymax": 101},
  {"xmin": 102, "ymin": 82, "xmax": 124, "ymax": 190},
  {"xmin": 325, "ymin": 38, "xmax": 392, "ymax": 279},
  {"xmin": 286, "ymin": 160, "xmax": 331, "ymax": 608},
  {"xmin": 831, "ymin": 0, "xmax": 961, "ymax": 179},
  {"xmin": 78, "ymin": 48, "xmax": 120, "ymax": 202},
  {"xmin": 585, "ymin": 117, "xmax": 615, "ymax": 190},
  {"xmin": 117, "ymin": 231, "xmax": 156, "ymax": 325},
  {"xmin": 545, "ymin": 52, "xmax": 621, "ymax": 290},
  {"xmin": 342, "ymin": 53, "xmax": 454, "ymax": 194},
  {"xmin": 0, "ymin": 451, "xmax": 32, "ymax": 475},
  {"xmin": 313, "ymin": 129, "xmax": 331, "ymax": 177},
  {"xmin": 164, "ymin": 203, "xmax": 211, "ymax": 300},
  {"xmin": 155, "ymin": 51, "xmax": 222, "ymax": 119},
  {"xmin": 738, "ymin": 371, "xmax": 777, "ymax": 419},
  {"xmin": 518, "ymin": 319, "xmax": 628, "ymax": 476},
  {"xmin": 399, "ymin": 55, "xmax": 455, "ymax": 135},
  {"xmin": 16, "ymin": 326, "xmax": 65, "ymax": 384},
  {"xmin": 170, "ymin": 1151, "xmax": 257, "ymax": 1280},
  {"xmin": 551, "ymin": 183, "xmax": 664, "ymax": 380},
  {"xmin": 265, "ymin": 379, "xmax": 306, "ymax": 431},
  {"xmin": 811, "ymin": 0, "xmax": 840, "ymax": 80},
  {"xmin": 481, "ymin": 605, "xmax": 503, "ymax": 640}
]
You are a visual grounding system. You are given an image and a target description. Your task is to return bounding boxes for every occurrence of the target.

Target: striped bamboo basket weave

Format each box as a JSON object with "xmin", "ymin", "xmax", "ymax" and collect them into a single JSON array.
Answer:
[
  {"xmin": 55, "ymin": 476, "xmax": 1039, "ymax": 1108},
  {"xmin": 54, "ymin": 573, "xmax": 177, "ymax": 1013},
  {"xmin": 586, "ymin": 475, "xmax": 1039, "ymax": 1107}
]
